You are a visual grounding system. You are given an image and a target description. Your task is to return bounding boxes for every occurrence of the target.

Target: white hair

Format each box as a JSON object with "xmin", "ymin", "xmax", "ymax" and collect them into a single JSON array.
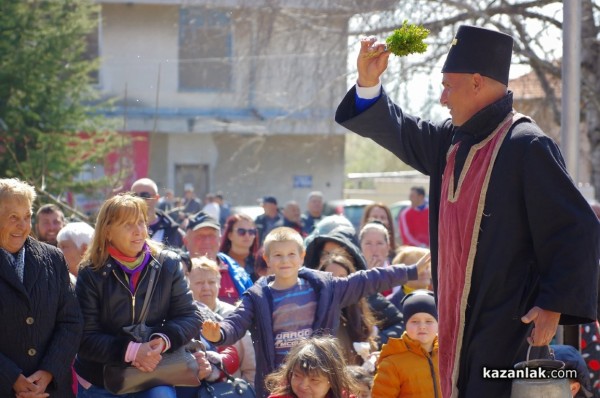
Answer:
[
  {"xmin": 56, "ymin": 222, "xmax": 95, "ymax": 250},
  {"xmin": 307, "ymin": 191, "xmax": 323, "ymax": 200}
]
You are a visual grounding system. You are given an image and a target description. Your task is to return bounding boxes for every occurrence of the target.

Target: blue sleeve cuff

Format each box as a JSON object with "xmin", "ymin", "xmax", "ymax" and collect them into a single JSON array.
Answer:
[
  {"xmin": 354, "ymin": 81, "xmax": 382, "ymax": 114},
  {"xmin": 355, "ymin": 94, "xmax": 379, "ymax": 114},
  {"xmin": 405, "ymin": 264, "xmax": 418, "ymax": 281}
]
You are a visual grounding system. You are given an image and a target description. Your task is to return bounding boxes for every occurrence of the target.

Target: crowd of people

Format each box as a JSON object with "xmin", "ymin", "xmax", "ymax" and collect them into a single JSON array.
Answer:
[
  {"xmin": 1, "ymin": 175, "xmax": 444, "ymax": 398},
  {"xmin": 2, "ymin": 23, "xmax": 600, "ymax": 398},
  {"xmin": 3, "ymin": 172, "xmax": 596, "ymax": 398}
]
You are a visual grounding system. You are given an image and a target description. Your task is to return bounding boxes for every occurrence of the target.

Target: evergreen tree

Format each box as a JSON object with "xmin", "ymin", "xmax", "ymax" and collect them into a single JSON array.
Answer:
[{"xmin": 0, "ymin": 0, "xmax": 125, "ymax": 208}]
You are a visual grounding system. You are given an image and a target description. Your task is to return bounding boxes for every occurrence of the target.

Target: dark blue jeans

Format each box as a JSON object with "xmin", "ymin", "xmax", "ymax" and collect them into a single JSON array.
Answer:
[{"xmin": 77, "ymin": 383, "xmax": 177, "ymax": 398}]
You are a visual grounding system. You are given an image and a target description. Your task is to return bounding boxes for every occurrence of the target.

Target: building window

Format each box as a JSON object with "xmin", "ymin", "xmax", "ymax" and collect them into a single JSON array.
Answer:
[{"xmin": 179, "ymin": 7, "xmax": 232, "ymax": 91}]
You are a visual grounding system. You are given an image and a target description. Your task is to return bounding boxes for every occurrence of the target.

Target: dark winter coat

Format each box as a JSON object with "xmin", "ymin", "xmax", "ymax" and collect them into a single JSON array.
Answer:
[
  {"xmin": 367, "ymin": 293, "xmax": 404, "ymax": 345},
  {"xmin": 216, "ymin": 265, "xmax": 418, "ymax": 398},
  {"xmin": 74, "ymin": 249, "xmax": 201, "ymax": 388},
  {"xmin": 0, "ymin": 238, "xmax": 82, "ymax": 397},
  {"xmin": 336, "ymin": 87, "xmax": 600, "ymax": 397},
  {"xmin": 149, "ymin": 209, "xmax": 185, "ymax": 249}
]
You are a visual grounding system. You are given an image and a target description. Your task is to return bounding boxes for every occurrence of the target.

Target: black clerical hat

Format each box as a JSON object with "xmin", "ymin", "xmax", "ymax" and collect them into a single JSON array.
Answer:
[{"xmin": 441, "ymin": 25, "xmax": 513, "ymax": 85}]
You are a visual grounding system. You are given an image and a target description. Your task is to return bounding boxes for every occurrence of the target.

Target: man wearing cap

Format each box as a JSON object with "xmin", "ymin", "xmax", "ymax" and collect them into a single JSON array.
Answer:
[
  {"xmin": 255, "ymin": 196, "xmax": 283, "ymax": 246},
  {"xmin": 335, "ymin": 25, "xmax": 600, "ymax": 397},
  {"xmin": 131, "ymin": 178, "xmax": 185, "ymax": 249},
  {"xmin": 183, "ymin": 211, "xmax": 253, "ymax": 305}
]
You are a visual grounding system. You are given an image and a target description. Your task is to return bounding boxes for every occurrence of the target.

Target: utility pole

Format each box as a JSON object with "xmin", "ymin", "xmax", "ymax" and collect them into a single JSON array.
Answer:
[
  {"xmin": 561, "ymin": 0, "xmax": 581, "ymax": 181},
  {"xmin": 561, "ymin": 0, "xmax": 582, "ymax": 350}
]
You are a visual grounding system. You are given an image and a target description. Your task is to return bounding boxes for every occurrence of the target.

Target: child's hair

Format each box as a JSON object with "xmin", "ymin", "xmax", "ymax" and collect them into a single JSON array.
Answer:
[
  {"xmin": 393, "ymin": 245, "xmax": 430, "ymax": 265},
  {"xmin": 265, "ymin": 336, "xmax": 360, "ymax": 398},
  {"xmin": 189, "ymin": 256, "xmax": 221, "ymax": 280},
  {"xmin": 254, "ymin": 247, "xmax": 269, "ymax": 277},
  {"xmin": 319, "ymin": 251, "xmax": 378, "ymax": 343},
  {"xmin": 318, "ymin": 248, "xmax": 354, "ymax": 271},
  {"xmin": 263, "ymin": 226, "xmax": 305, "ymax": 257},
  {"xmin": 393, "ymin": 246, "xmax": 432, "ymax": 289},
  {"xmin": 346, "ymin": 365, "xmax": 374, "ymax": 389}
]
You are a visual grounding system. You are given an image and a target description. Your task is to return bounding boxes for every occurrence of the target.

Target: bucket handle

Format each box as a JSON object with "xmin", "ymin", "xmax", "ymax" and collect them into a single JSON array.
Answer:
[{"xmin": 526, "ymin": 344, "xmax": 554, "ymax": 362}]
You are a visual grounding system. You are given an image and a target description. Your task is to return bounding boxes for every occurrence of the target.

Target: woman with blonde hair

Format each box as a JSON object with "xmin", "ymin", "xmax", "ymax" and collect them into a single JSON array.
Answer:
[
  {"xmin": 387, "ymin": 246, "xmax": 432, "ymax": 311},
  {"xmin": 74, "ymin": 193, "xmax": 201, "ymax": 397}
]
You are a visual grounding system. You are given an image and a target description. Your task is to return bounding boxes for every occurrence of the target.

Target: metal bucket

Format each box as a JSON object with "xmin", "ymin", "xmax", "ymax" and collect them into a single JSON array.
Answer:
[{"xmin": 510, "ymin": 346, "xmax": 571, "ymax": 398}]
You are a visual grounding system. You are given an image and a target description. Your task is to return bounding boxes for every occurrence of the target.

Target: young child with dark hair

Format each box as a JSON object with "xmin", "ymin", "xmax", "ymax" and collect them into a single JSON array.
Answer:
[
  {"xmin": 346, "ymin": 365, "xmax": 374, "ymax": 398},
  {"xmin": 265, "ymin": 336, "xmax": 359, "ymax": 398},
  {"xmin": 202, "ymin": 227, "xmax": 430, "ymax": 398},
  {"xmin": 372, "ymin": 290, "xmax": 441, "ymax": 398}
]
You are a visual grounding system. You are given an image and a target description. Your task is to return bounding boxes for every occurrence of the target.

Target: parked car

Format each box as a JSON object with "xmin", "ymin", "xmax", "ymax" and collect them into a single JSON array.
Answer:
[
  {"xmin": 230, "ymin": 205, "xmax": 264, "ymax": 220},
  {"xmin": 323, "ymin": 198, "xmax": 375, "ymax": 231}
]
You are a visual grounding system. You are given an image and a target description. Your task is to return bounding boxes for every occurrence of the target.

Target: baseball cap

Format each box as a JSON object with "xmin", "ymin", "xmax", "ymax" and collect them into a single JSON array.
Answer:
[
  {"xmin": 186, "ymin": 211, "xmax": 220, "ymax": 231},
  {"xmin": 551, "ymin": 345, "xmax": 593, "ymax": 398}
]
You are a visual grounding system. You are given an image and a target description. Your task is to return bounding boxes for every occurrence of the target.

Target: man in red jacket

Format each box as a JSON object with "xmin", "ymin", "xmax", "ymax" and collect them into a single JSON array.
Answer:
[{"xmin": 398, "ymin": 186, "xmax": 429, "ymax": 247}]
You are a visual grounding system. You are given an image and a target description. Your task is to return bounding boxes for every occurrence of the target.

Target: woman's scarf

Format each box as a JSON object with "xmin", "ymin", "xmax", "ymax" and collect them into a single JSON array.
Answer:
[{"xmin": 108, "ymin": 243, "xmax": 151, "ymax": 293}]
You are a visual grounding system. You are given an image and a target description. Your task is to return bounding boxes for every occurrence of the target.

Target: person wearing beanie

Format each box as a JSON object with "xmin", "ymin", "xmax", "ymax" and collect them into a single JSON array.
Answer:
[
  {"xmin": 372, "ymin": 290, "xmax": 440, "ymax": 398},
  {"xmin": 336, "ymin": 24, "xmax": 599, "ymax": 398}
]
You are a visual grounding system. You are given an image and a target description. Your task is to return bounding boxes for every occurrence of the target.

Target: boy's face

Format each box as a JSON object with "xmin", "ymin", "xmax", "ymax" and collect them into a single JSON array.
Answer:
[
  {"xmin": 265, "ymin": 241, "xmax": 304, "ymax": 282},
  {"xmin": 405, "ymin": 312, "xmax": 438, "ymax": 347}
]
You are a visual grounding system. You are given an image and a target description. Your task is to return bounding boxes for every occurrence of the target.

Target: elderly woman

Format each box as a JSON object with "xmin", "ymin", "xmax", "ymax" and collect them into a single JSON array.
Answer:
[
  {"xmin": 187, "ymin": 256, "xmax": 256, "ymax": 384},
  {"xmin": 0, "ymin": 178, "xmax": 82, "ymax": 397},
  {"xmin": 56, "ymin": 221, "xmax": 95, "ymax": 279},
  {"xmin": 74, "ymin": 193, "xmax": 201, "ymax": 397}
]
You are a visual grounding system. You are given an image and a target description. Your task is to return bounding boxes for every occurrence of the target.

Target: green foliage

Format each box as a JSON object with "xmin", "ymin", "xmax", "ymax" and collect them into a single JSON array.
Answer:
[
  {"xmin": 385, "ymin": 20, "xmax": 429, "ymax": 57},
  {"xmin": 0, "ymin": 0, "xmax": 123, "ymax": 203}
]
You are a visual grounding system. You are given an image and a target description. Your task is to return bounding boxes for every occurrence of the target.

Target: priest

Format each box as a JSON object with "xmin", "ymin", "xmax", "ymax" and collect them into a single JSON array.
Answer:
[{"xmin": 335, "ymin": 25, "xmax": 600, "ymax": 398}]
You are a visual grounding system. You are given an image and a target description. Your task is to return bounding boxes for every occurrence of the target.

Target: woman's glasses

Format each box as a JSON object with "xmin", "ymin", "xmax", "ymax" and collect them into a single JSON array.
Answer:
[{"xmin": 235, "ymin": 228, "xmax": 257, "ymax": 237}]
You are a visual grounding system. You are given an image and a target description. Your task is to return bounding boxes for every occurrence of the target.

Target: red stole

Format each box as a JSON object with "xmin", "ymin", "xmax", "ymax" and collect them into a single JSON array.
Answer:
[{"xmin": 437, "ymin": 111, "xmax": 524, "ymax": 398}]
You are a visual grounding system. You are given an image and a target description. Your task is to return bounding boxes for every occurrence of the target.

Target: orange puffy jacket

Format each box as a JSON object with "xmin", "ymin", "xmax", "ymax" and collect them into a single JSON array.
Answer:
[{"xmin": 372, "ymin": 332, "xmax": 441, "ymax": 398}]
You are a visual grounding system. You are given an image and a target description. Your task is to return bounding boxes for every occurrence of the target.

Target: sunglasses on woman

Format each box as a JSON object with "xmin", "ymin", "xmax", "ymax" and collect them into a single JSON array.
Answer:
[{"xmin": 235, "ymin": 228, "xmax": 257, "ymax": 237}]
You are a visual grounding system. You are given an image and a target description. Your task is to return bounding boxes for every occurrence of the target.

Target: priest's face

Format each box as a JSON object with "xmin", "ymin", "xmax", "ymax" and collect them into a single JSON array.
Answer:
[{"xmin": 440, "ymin": 73, "xmax": 481, "ymax": 127}]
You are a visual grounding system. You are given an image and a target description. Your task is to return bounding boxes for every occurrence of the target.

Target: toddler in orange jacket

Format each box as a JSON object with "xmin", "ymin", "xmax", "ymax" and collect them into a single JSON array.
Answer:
[{"xmin": 372, "ymin": 290, "xmax": 441, "ymax": 398}]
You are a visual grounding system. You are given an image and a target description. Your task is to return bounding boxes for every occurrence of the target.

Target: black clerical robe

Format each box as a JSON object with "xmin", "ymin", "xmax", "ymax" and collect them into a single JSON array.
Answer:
[{"xmin": 336, "ymin": 87, "xmax": 600, "ymax": 398}]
